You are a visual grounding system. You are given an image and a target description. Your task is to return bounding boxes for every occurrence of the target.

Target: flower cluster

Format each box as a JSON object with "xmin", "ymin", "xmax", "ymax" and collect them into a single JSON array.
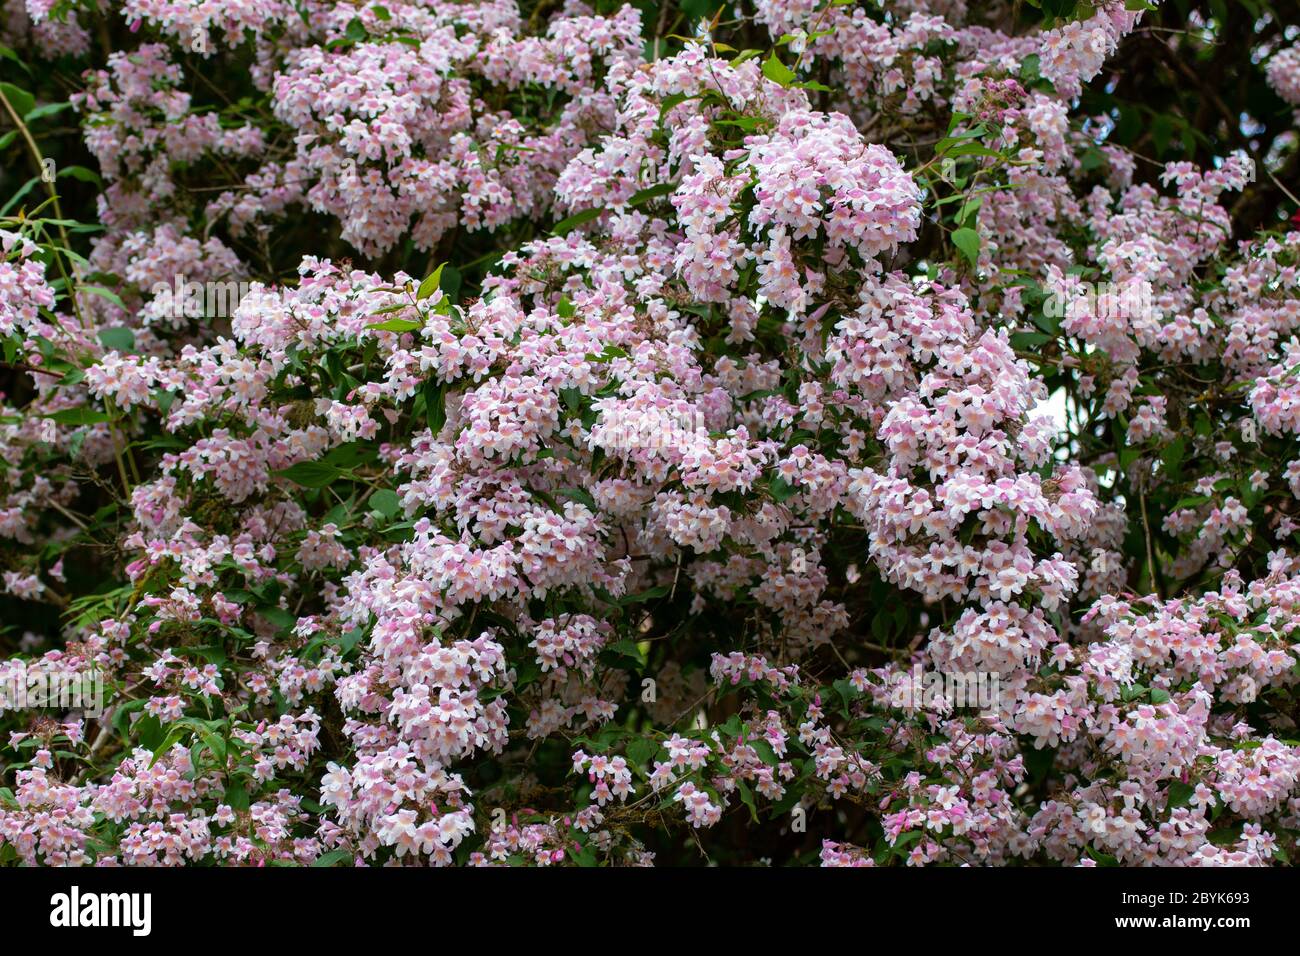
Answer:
[{"xmin": 1, "ymin": 0, "xmax": 1299, "ymax": 871}]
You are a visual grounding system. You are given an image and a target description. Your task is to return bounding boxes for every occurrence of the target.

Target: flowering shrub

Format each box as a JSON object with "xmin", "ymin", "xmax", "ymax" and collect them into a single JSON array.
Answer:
[{"xmin": 1, "ymin": 0, "xmax": 1299, "ymax": 868}]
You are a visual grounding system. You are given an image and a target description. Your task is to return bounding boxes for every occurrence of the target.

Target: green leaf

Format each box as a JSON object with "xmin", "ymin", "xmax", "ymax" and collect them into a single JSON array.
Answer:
[
  {"xmin": 0, "ymin": 176, "xmax": 39, "ymax": 217},
  {"xmin": 951, "ymin": 227, "xmax": 981, "ymax": 268},
  {"xmin": 25, "ymin": 102, "xmax": 73, "ymax": 123},
  {"xmin": 737, "ymin": 779, "xmax": 759, "ymax": 822},
  {"xmin": 749, "ymin": 737, "xmax": 779, "ymax": 767},
  {"xmin": 1121, "ymin": 682, "xmax": 1148, "ymax": 702},
  {"xmin": 97, "ymin": 326, "xmax": 136, "ymax": 353},
  {"xmin": 657, "ymin": 91, "xmax": 692, "ymax": 120},
  {"xmin": 892, "ymin": 830, "xmax": 923, "ymax": 853},
  {"xmin": 0, "ymin": 82, "xmax": 35, "ymax": 120},
  {"xmin": 312, "ymin": 849, "xmax": 353, "ymax": 867},
  {"xmin": 626, "ymin": 737, "xmax": 659, "ymax": 767},
  {"xmin": 627, "ymin": 183, "xmax": 675, "ymax": 207},
  {"xmin": 423, "ymin": 379, "xmax": 447, "ymax": 432},
  {"xmin": 275, "ymin": 460, "xmax": 344, "ymax": 488},
  {"xmin": 369, "ymin": 488, "xmax": 401, "ymax": 518},
  {"xmin": 956, "ymin": 195, "xmax": 983, "ymax": 226},
  {"xmin": 761, "ymin": 51, "xmax": 796, "ymax": 87},
  {"xmin": 585, "ymin": 344, "xmax": 629, "ymax": 363},
  {"xmin": 224, "ymin": 783, "xmax": 249, "ymax": 811},
  {"xmin": 416, "ymin": 262, "xmax": 446, "ymax": 300},
  {"xmin": 551, "ymin": 206, "xmax": 603, "ymax": 236},
  {"xmin": 603, "ymin": 639, "xmax": 647, "ymax": 668},
  {"xmin": 45, "ymin": 406, "xmax": 111, "ymax": 426},
  {"xmin": 149, "ymin": 725, "xmax": 189, "ymax": 768},
  {"xmin": 768, "ymin": 475, "xmax": 798, "ymax": 502},
  {"xmin": 338, "ymin": 627, "xmax": 366, "ymax": 655},
  {"xmin": 440, "ymin": 264, "xmax": 461, "ymax": 300},
  {"xmin": 0, "ymin": 44, "xmax": 31, "ymax": 75},
  {"xmin": 323, "ymin": 441, "xmax": 376, "ymax": 469},
  {"xmin": 557, "ymin": 487, "xmax": 598, "ymax": 511},
  {"xmin": 81, "ymin": 285, "xmax": 125, "ymax": 309},
  {"xmin": 368, "ymin": 316, "xmax": 423, "ymax": 332},
  {"xmin": 621, "ymin": 585, "xmax": 669, "ymax": 605},
  {"xmin": 259, "ymin": 606, "xmax": 297, "ymax": 632},
  {"xmin": 112, "ymin": 699, "xmax": 148, "ymax": 741},
  {"xmin": 200, "ymin": 730, "xmax": 226, "ymax": 763},
  {"xmin": 1160, "ymin": 437, "xmax": 1185, "ymax": 482},
  {"xmin": 1207, "ymin": 822, "xmax": 1244, "ymax": 846},
  {"xmin": 944, "ymin": 143, "xmax": 1003, "ymax": 159},
  {"xmin": 933, "ymin": 123, "xmax": 988, "ymax": 154}
]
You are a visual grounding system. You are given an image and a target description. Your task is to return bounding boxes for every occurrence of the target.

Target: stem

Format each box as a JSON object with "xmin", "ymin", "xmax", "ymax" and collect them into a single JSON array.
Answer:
[
  {"xmin": 0, "ymin": 84, "xmax": 86, "ymax": 331},
  {"xmin": 1, "ymin": 87, "xmax": 143, "ymax": 494}
]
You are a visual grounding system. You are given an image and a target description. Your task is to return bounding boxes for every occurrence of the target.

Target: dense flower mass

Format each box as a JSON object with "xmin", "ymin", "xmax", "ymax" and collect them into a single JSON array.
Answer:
[{"xmin": 0, "ymin": 0, "xmax": 1299, "ymax": 868}]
